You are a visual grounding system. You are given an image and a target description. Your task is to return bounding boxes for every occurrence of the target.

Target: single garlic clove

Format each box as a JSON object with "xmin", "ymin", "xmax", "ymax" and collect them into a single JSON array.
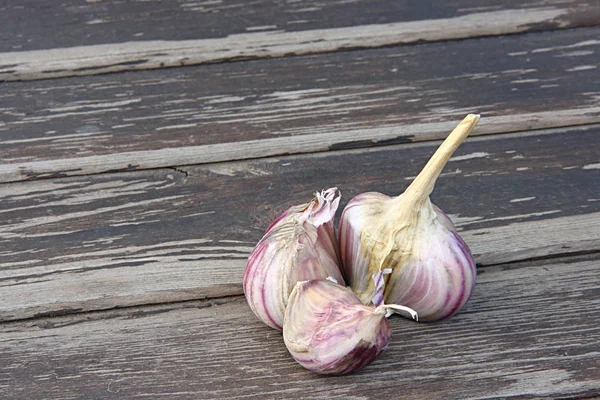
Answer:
[
  {"xmin": 338, "ymin": 115, "xmax": 480, "ymax": 321},
  {"xmin": 243, "ymin": 188, "xmax": 345, "ymax": 330},
  {"xmin": 283, "ymin": 279, "xmax": 392, "ymax": 375}
]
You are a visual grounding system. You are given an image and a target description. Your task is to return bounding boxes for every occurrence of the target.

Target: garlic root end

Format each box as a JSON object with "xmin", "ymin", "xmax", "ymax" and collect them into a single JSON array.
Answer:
[{"xmin": 376, "ymin": 303, "xmax": 419, "ymax": 322}]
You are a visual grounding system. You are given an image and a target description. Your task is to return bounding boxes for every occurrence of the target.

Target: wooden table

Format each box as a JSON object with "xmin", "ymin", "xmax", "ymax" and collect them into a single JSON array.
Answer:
[{"xmin": 1, "ymin": 1, "xmax": 599, "ymax": 399}]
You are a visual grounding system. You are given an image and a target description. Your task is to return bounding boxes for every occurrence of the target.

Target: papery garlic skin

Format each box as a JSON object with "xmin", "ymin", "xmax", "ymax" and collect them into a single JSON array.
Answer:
[
  {"xmin": 384, "ymin": 211, "xmax": 475, "ymax": 320},
  {"xmin": 283, "ymin": 279, "xmax": 391, "ymax": 375},
  {"xmin": 243, "ymin": 188, "xmax": 345, "ymax": 330},
  {"xmin": 339, "ymin": 195, "xmax": 464, "ymax": 308},
  {"xmin": 339, "ymin": 115, "xmax": 480, "ymax": 321},
  {"xmin": 340, "ymin": 194, "xmax": 475, "ymax": 321},
  {"xmin": 339, "ymin": 192, "xmax": 388, "ymax": 306}
]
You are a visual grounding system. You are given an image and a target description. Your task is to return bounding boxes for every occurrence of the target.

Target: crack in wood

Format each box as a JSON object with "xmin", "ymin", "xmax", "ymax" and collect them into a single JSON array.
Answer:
[{"xmin": 169, "ymin": 166, "xmax": 189, "ymax": 178}]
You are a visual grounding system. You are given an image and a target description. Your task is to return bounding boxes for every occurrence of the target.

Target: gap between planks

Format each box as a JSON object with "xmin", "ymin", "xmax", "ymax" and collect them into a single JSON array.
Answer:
[
  {"xmin": 2, "ymin": 26, "xmax": 598, "ymax": 183},
  {"xmin": 1, "ymin": 109, "xmax": 599, "ymax": 184},
  {"xmin": 1, "ymin": 253, "xmax": 600, "ymax": 399},
  {"xmin": 1, "ymin": 247, "xmax": 597, "ymax": 328},
  {"xmin": 1, "ymin": 122, "xmax": 599, "ymax": 322},
  {"xmin": 1, "ymin": 212, "xmax": 597, "ymax": 323},
  {"xmin": 1, "ymin": 6, "xmax": 598, "ymax": 82},
  {"xmin": 2, "ymin": 252, "xmax": 598, "ymax": 328}
]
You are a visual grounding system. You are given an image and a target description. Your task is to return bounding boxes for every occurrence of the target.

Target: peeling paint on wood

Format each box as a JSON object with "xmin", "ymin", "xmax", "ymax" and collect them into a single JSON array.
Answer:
[
  {"xmin": 1, "ymin": 28, "xmax": 600, "ymax": 182},
  {"xmin": 2, "ymin": 254, "xmax": 600, "ymax": 399},
  {"xmin": 0, "ymin": 127, "xmax": 598, "ymax": 321},
  {"xmin": 2, "ymin": 6, "xmax": 599, "ymax": 81},
  {"xmin": 1, "ymin": 0, "xmax": 594, "ymax": 53},
  {"xmin": 2, "ymin": 2, "xmax": 599, "ymax": 398},
  {"xmin": 1, "ymin": 110, "xmax": 598, "ymax": 184}
]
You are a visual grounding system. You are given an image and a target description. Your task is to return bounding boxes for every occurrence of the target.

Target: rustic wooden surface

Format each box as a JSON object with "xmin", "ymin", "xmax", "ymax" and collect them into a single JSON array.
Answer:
[
  {"xmin": 1, "ymin": 0, "xmax": 596, "ymax": 52},
  {"xmin": 2, "ymin": 126, "xmax": 600, "ymax": 322},
  {"xmin": 1, "ymin": 1, "xmax": 599, "ymax": 399},
  {"xmin": 2, "ymin": 1, "xmax": 599, "ymax": 81},
  {"xmin": 2, "ymin": 254, "xmax": 600, "ymax": 399},
  {"xmin": 2, "ymin": 27, "xmax": 600, "ymax": 182}
]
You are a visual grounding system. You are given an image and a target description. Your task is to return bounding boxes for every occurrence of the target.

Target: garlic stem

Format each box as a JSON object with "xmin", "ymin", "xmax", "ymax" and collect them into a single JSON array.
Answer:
[
  {"xmin": 375, "ymin": 303, "xmax": 419, "ymax": 321},
  {"xmin": 402, "ymin": 114, "xmax": 480, "ymax": 207}
]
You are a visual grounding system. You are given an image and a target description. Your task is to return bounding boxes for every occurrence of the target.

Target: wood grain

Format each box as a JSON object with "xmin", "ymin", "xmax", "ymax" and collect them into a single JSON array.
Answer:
[
  {"xmin": 2, "ymin": 3, "xmax": 598, "ymax": 81},
  {"xmin": 2, "ymin": 0, "xmax": 596, "ymax": 53},
  {"xmin": 2, "ymin": 27, "xmax": 600, "ymax": 183},
  {"xmin": 1, "ymin": 126, "xmax": 598, "ymax": 321},
  {"xmin": 2, "ymin": 3, "xmax": 597, "ymax": 399},
  {"xmin": 2, "ymin": 254, "xmax": 599, "ymax": 399}
]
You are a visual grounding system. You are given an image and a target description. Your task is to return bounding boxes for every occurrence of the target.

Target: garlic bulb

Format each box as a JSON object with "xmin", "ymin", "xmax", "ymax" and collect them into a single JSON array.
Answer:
[
  {"xmin": 283, "ymin": 279, "xmax": 416, "ymax": 375},
  {"xmin": 339, "ymin": 115, "xmax": 480, "ymax": 321},
  {"xmin": 244, "ymin": 188, "xmax": 345, "ymax": 330}
]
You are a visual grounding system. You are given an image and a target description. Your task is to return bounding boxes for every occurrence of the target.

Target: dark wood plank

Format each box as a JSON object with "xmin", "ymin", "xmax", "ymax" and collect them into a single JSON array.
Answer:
[
  {"xmin": 1, "ymin": 126, "xmax": 599, "ymax": 321},
  {"xmin": 1, "ymin": 27, "xmax": 600, "ymax": 183},
  {"xmin": 1, "ymin": 1, "xmax": 598, "ymax": 81},
  {"xmin": 2, "ymin": 0, "xmax": 596, "ymax": 53},
  {"xmin": 2, "ymin": 254, "xmax": 599, "ymax": 399}
]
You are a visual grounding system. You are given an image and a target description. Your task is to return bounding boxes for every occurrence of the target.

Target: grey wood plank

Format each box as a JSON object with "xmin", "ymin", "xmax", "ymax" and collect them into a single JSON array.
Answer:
[
  {"xmin": 0, "ymin": 126, "xmax": 598, "ymax": 321},
  {"xmin": 2, "ymin": 254, "xmax": 599, "ymax": 399},
  {"xmin": 1, "ymin": 27, "xmax": 600, "ymax": 183},
  {"xmin": 1, "ymin": 2, "xmax": 598, "ymax": 81},
  {"xmin": 2, "ymin": 0, "xmax": 595, "ymax": 53}
]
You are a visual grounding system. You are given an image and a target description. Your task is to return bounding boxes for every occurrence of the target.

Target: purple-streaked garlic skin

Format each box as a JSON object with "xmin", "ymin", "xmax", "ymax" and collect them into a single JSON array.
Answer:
[
  {"xmin": 283, "ymin": 279, "xmax": 391, "ymax": 375},
  {"xmin": 339, "ymin": 194, "xmax": 460, "ymax": 308},
  {"xmin": 243, "ymin": 188, "xmax": 345, "ymax": 330},
  {"xmin": 338, "ymin": 115, "xmax": 479, "ymax": 321},
  {"xmin": 340, "ymin": 196, "xmax": 476, "ymax": 321},
  {"xmin": 383, "ymin": 206, "xmax": 476, "ymax": 321}
]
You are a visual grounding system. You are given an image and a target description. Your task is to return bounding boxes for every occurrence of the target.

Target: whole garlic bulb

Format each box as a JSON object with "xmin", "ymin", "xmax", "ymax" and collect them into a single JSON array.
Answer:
[
  {"xmin": 283, "ymin": 279, "xmax": 416, "ymax": 375},
  {"xmin": 244, "ymin": 188, "xmax": 345, "ymax": 330},
  {"xmin": 339, "ymin": 115, "xmax": 480, "ymax": 321}
]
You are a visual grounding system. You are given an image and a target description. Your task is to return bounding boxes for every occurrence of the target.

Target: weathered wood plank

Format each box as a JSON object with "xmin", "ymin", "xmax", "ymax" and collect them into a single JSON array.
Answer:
[
  {"xmin": 2, "ymin": 0, "xmax": 596, "ymax": 53},
  {"xmin": 1, "ymin": 127, "xmax": 598, "ymax": 321},
  {"xmin": 1, "ymin": 2, "xmax": 598, "ymax": 81},
  {"xmin": 2, "ymin": 254, "xmax": 599, "ymax": 399},
  {"xmin": 1, "ymin": 27, "xmax": 600, "ymax": 183}
]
